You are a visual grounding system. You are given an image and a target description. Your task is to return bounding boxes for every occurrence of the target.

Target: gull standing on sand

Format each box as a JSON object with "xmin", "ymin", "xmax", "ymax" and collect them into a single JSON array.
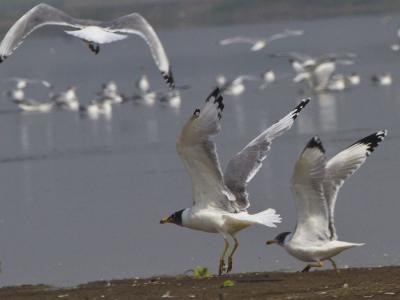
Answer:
[
  {"xmin": 219, "ymin": 29, "xmax": 303, "ymax": 51},
  {"xmin": 160, "ymin": 87, "xmax": 310, "ymax": 275},
  {"xmin": 0, "ymin": 3, "xmax": 175, "ymax": 88},
  {"xmin": 267, "ymin": 131, "xmax": 387, "ymax": 272}
]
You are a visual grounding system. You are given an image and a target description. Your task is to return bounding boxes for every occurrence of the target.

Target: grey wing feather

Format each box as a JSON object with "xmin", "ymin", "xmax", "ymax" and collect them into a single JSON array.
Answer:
[
  {"xmin": 104, "ymin": 13, "xmax": 174, "ymax": 88},
  {"xmin": 291, "ymin": 136, "xmax": 331, "ymax": 242},
  {"xmin": 323, "ymin": 130, "xmax": 387, "ymax": 240},
  {"xmin": 0, "ymin": 3, "xmax": 94, "ymax": 62},
  {"xmin": 177, "ymin": 88, "xmax": 236, "ymax": 211},
  {"xmin": 224, "ymin": 98, "xmax": 310, "ymax": 210}
]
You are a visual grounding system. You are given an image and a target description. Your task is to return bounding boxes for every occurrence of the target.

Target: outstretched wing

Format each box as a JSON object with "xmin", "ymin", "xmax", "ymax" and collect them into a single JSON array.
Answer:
[
  {"xmin": 323, "ymin": 130, "xmax": 387, "ymax": 240},
  {"xmin": 291, "ymin": 136, "xmax": 331, "ymax": 242},
  {"xmin": 104, "ymin": 13, "xmax": 174, "ymax": 88},
  {"xmin": 219, "ymin": 37, "xmax": 259, "ymax": 45},
  {"xmin": 0, "ymin": 3, "xmax": 93, "ymax": 62},
  {"xmin": 266, "ymin": 29, "xmax": 304, "ymax": 42},
  {"xmin": 224, "ymin": 99, "xmax": 310, "ymax": 210},
  {"xmin": 177, "ymin": 88, "xmax": 236, "ymax": 212}
]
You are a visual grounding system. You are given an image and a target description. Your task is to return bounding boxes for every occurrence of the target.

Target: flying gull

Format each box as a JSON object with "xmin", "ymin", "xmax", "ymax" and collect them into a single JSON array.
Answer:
[{"xmin": 0, "ymin": 3, "xmax": 175, "ymax": 88}]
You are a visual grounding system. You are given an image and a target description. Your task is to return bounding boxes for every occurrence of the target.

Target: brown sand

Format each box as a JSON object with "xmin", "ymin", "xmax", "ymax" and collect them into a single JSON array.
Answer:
[{"xmin": 0, "ymin": 266, "xmax": 400, "ymax": 300}]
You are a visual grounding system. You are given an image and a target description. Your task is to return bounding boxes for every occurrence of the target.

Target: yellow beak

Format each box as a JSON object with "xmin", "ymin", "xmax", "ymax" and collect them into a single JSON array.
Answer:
[
  {"xmin": 266, "ymin": 240, "xmax": 277, "ymax": 245},
  {"xmin": 160, "ymin": 217, "xmax": 171, "ymax": 224}
]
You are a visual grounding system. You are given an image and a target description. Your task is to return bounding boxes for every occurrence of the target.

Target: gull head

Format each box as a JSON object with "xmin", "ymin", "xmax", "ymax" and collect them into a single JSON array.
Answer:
[
  {"xmin": 266, "ymin": 231, "xmax": 292, "ymax": 246},
  {"xmin": 160, "ymin": 209, "xmax": 184, "ymax": 225}
]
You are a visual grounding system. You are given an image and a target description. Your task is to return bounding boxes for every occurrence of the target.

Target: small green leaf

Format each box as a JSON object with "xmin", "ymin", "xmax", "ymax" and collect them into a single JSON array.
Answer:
[
  {"xmin": 193, "ymin": 265, "xmax": 210, "ymax": 279},
  {"xmin": 221, "ymin": 280, "xmax": 235, "ymax": 288}
]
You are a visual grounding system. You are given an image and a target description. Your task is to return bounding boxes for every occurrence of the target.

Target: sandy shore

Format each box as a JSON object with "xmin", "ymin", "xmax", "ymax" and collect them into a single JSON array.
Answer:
[{"xmin": 0, "ymin": 266, "xmax": 399, "ymax": 299}]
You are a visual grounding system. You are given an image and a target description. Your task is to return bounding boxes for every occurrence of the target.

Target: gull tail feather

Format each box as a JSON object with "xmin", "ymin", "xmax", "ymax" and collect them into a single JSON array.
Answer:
[
  {"xmin": 227, "ymin": 209, "xmax": 281, "ymax": 228},
  {"xmin": 250, "ymin": 208, "xmax": 281, "ymax": 227}
]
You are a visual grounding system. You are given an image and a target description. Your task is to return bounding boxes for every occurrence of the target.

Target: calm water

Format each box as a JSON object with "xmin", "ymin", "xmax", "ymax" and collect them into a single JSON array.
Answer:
[{"xmin": 0, "ymin": 14, "xmax": 399, "ymax": 287}]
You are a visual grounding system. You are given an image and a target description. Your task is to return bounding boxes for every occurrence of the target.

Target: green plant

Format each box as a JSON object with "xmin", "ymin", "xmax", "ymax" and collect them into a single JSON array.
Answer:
[{"xmin": 193, "ymin": 265, "xmax": 210, "ymax": 279}]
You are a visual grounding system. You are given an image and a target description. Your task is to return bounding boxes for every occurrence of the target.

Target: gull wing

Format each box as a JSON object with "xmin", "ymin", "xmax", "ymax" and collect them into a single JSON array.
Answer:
[
  {"xmin": 219, "ymin": 37, "xmax": 259, "ymax": 45},
  {"xmin": 177, "ymin": 88, "xmax": 236, "ymax": 212},
  {"xmin": 224, "ymin": 99, "xmax": 310, "ymax": 210},
  {"xmin": 266, "ymin": 29, "xmax": 304, "ymax": 42},
  {"xmin": 0, "ymin": 3, "xmax": 94, "ymax": 62},
  {"xmin": 323, "ymin": 130, "xmax": 387, "ymax": 240},
  {"xmin": 311, "ymin": 62, "xmax": 336, "ymax": 91},
  {"xmin": 103, "ymin": 13, "xmax": 174, "ymax": 88},
  {"xmin": 291, "ymin": 137, "xmax": 331, "ymax": 242}
]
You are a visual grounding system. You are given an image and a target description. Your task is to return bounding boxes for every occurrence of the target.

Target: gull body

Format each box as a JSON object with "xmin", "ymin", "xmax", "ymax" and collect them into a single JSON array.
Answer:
[
  {"xmin": 216, "ymin": 75, "xmax": 258, "ymax": 96},
  {"xmin": 13, "ymin": 97, "xmax": 54, "ymax": 112},
  {"xmin": 159, "ymin": 89, "xmax": 181, "ymax": 109},
  {"xmin": 161, "ymin": 87, "xmax": 310, "ymax": 275},
  {"xmin": 267, "ymin": 131, "xmax": 387, "ymax": 272},
  {"xmin": 0, "ymin": 3, "xmax": 175, "ymax": 88},
  {"xmin": 81, "ymin": 99, "xmax": 112, "ymax": 119},
  {"xmin": 99, "ymin": 81, "xmax": 124, "ymax": 104},
  {"xmin": 371, "ymin": 73, "xmax": 392, "ymax": 86},
  {"xmin": 136, "ymin": 74, "xmax": 150, "ymax": 93},
  {"xmin": 259, "ymin": 69, "xmax": 276, "ymax": 89},
  {"xmin": 52, "ymin": 86, "xmax": 79, "ymax": 111}
]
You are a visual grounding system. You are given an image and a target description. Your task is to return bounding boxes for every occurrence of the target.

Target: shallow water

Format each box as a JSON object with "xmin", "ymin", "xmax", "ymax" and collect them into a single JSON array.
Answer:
[{"xmin": 0, "ymin": 14, "xmax": 399, "ymax": 287}]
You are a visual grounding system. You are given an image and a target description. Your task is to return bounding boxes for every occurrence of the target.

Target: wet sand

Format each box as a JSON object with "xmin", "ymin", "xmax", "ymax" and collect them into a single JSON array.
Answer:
[{"xmin": 0, "ymin": 266, "xmax": 399, "ymax": 300}]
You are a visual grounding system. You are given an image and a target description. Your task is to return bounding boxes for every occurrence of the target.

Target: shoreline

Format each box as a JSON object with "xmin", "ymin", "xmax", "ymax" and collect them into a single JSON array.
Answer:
[{"xmin": 1, "ymin": 266, "xmax": 399, "ymax": 299}]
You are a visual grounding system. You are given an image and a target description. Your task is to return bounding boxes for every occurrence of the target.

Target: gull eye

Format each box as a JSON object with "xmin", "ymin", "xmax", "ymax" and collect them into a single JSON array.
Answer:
[{"xmin": 193, "ymin": 109, "xmax": 200, "ymax": 117}]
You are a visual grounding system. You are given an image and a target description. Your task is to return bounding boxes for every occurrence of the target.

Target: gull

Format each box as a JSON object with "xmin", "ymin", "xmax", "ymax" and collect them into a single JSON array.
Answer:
[
  {"xmin": 159, "ymin": 89, "xmax": 181, "ymax": 109},
  {"xmin": 6, "ymin": 90, "xmax": 54, "ymax": 112},
  {"xmin": 267, "ymin": 131, "xmax": 387, "ymax": 272},
  {"xmin": 326, "ymin": 72, "xmax": 361, "ymax": 92},
  {"xmin": 51, "ymin": 86, "xmax": 80, "ymax": 111},
  {"xmin": 271, "ymin": 52, "xmax": 355, "ymax": 76},
  {"xmin": 258, "ymin": 69, "xmax": 276, "ymax": 90},
  {"xmin": 347, "ymin": 72, "xmax": 361, "ymax": 86},
  {"xmin": 0, "ymin": 3, "xmax": 175, "ymax": 88},
  {"xmin": 390, "ymin": 29, "xmax": 400, "ymax": 52},
  {"xmin": 216, "ymin": 74, "xmax": 259, "ymax": 96},
  {"xmin": 80, "ymin": 99, "xmax": 112, "ymax": 120},
  {"xmin": 136, "ymin": 73, "xmax": 151, "ymax": 94},
  {"xmin": 160, "ymin": 87, "xmax": 310, "ymax": 275},
  {"xmin": 219, "ymin": 29, "xmax": 304, "ymax": 51},
  {"xmin": 371, "ymin": 73, "xmax": 392, "ymax": 86},
  {"xmin": 98, "ymin": 81, "xmax": 125, "ymax": 104}
]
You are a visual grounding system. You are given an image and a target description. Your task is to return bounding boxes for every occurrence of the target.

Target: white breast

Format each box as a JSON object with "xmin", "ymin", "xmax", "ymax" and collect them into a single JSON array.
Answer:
[{"xmin": 65, "ymin": 26, "xmax": 128, "ymax": 44}]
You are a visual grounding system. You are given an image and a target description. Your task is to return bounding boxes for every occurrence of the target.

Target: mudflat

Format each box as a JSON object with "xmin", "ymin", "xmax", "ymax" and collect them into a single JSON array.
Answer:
[{"xmin": 0, "ymin": 266, "xmax": 399, "ymax": 300}]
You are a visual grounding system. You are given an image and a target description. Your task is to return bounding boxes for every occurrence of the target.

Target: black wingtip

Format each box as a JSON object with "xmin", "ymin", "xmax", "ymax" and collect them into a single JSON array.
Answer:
[
  {"xmin": 292, "ymin": 98, "xmax": 310, "ymax": 120},
  {"xmin": 0, "ymin": 55, "xmax": 6, "ymax": 63},
  {"xmin": 305, "ymin": 135, "xmax": 325, "ymax": 153},
  {"xmin": 162, "ymin": 69, "xmax": 175, "ymax": 89},
  {"xmin": 205, "ymin": 87, "xmax": 222, "ymax": 102},
  {"xmin": 352, "ymin": 130, "xmax": 387, "ymax": 156},
  {"xmin": 204, "ymin": 87, "xmax": 224, "ymax": 119}
]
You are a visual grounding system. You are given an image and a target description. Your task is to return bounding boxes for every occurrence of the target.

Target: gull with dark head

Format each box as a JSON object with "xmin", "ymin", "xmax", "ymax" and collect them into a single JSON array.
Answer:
[
  {"xmin": 51, "ymin": 86, "xmax": 79, "ymax": 111},
  {"xmin": 0, "ymin": 3, "xmax": 175, "ymax": 88},
  {"xmin": 216, "ymin": 74, "xmax": 259, "ymax": 96},
  {"xmin": 267, "ymin": 131, "xmax": 387, "ymax": 272},
  {"xmin": 219, "ymin": 29, "xmax": 303, "ymax": 52},
  {"xmin": 160, "ymin": 87, "xmax": 310, "ymax": 275}
]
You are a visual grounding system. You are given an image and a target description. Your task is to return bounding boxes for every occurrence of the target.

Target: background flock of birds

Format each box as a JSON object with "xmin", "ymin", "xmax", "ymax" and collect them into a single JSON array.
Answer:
[{"xmin": 0, "ymin": 3, "xmax": 394, "ymax": 276}]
